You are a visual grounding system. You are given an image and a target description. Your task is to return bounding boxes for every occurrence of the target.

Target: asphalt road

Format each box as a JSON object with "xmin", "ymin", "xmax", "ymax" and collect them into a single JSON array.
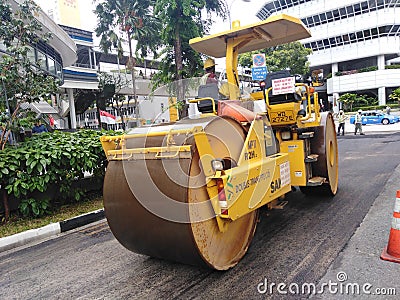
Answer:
[{"xmin": 1, "ymin": 131, "xmax": 400, "ymax": 299}]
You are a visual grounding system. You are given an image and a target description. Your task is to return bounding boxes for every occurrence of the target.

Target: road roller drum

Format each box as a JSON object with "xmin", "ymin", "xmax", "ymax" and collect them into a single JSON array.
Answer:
[{"xmin": 103, "ymin": 116, "xmax": 259, "ymax": 270}]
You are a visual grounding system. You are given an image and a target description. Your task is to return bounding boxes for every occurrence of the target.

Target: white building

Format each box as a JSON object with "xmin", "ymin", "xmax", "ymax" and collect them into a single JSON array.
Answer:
[
  {"xmin": 257, "ymin": 0, "xmax": 400, "ymax": 112},
  {"xmin": 1, "ymin": 0, "xmax": 77, "ymax": 122}
]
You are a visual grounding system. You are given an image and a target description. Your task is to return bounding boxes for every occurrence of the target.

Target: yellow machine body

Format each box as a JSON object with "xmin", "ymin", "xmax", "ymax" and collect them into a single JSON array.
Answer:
[
  {"xmin": 100, "ymin": 14, "xmax": 338, "ymax": 270},
  {"xmin": 280, "ymin": 140, "xmax": 307, "ymax": 186}
]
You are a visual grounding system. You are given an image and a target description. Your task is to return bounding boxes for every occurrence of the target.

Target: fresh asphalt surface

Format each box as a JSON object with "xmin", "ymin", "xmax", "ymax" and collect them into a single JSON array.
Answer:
[{"xmin": 1, "ymin": 124, "xmax": 400, "ymax": 299}]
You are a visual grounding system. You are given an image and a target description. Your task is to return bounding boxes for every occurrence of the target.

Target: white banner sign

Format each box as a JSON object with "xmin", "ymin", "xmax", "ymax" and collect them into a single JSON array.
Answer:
[{"xmin": 272, "ymin": 77, "xmax": 295, "ymax": 95}]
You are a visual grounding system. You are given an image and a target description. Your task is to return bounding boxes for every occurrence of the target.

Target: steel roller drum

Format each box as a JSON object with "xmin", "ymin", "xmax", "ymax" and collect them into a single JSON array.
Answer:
[
  {"xmin": 103, "ymin": 116, "xmax": 258, "ymax": 270},
  {"xmin": 309, "ymin": 112, "xmax": 339, "ymax": 195}
]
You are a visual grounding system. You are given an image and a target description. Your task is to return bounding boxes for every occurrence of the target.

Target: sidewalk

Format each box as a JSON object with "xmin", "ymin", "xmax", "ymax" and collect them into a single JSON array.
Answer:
[
  {"xmin": 0, "ymin": 209, "xmax": 104, "ymax": 253},
  {"xmin": 313, "ymin": 164, "xmax": 400, "ymax": 298}
]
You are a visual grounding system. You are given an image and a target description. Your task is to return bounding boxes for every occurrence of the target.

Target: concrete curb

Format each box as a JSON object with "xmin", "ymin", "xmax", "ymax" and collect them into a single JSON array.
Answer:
[{"xmin": 0, "ymin": 209, "xmax": 104, "ymax": 253}]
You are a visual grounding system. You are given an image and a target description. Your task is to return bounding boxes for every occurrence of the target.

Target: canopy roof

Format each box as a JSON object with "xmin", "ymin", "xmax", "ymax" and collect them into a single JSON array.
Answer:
[{"xmin": 189, "ymin": 14, "xmax": 311, "ymax": 58}]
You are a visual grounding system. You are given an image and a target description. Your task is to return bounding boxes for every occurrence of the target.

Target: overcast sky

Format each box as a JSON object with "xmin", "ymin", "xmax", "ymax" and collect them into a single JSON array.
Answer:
[
  {"xmin": 35, "ymin": 0, "xmax": 265, "ymax": 34},
  {"xmin": 34, "ymin": 0, "xmax": 266, "ymax": 65}
]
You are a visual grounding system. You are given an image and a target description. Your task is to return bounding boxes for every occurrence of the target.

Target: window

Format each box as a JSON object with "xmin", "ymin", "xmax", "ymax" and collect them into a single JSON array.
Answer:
[
  {"xmin": 336, "ymin": 36, "xmax": 343, "ymax": 45},
  {"xmin": 376, "ymin": 0, "xmax": 384, "ymax": 8},
  {"xmin": 26, "ymin": 46, "xmax": 36, "ymax": 63},
  {"xmin": 361, "ymin": 1, "xmax": 369, "ymax": 12},
  {"xmin": 333, "ymin": 9, "xmax": 340, "ymax": 21},
  {"xmin": 56, "ymin": 62, "xmax": 63, "ymax": 78},
  {"xmin": 326, "ymin": 11, "xmax": 333, "ymax": 21},
  {"xmin": 363, "ymin": 29, "xmax": 371, "ymax": 39},
  {"xmin": 48, "ymin": 58, "xmax": 56, "ymax": 75},
  {"xmin": 311, "ymin": 41, "xmax": 317, "ymax": 50},
  {"xmin": 346, "ymin": 5, "xmax": 354, "ymax": 16},
  {"xmin": 313, "ymin": 15, "xmax": 321, "ymax": 25},
  {"xmin": 354, "ymin": 3, "xmax": 362, "ymax": 15},
  {"xmin": 371, "ymin": 27, "xmax": 378, "ymax": 37},
  {"xmin": 339, "ymin": 7, "xmax": 347, "ymax": 19},
  {"xmin": 343, "ymin": 34, "xmax": 350, "ymax": 45},
  {"xmin": 320, "ymin": 13, "xmax": 327, "ymax": 23},
  {"xmin": 37, "ymin": 51, "xmax": 47, "ymax": 70}
]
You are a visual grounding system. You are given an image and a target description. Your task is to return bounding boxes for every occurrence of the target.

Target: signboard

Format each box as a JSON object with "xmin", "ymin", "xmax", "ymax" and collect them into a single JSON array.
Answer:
[
  {"xmin": 252, "ymin": 53, "xmax": 266, "ymax": 67},
  {"xmin": 252, "ymin": 66, "xmax": 268, "ymax": 81},
  {"xmin": 272, "ymin": 77, "xmax": 295, "ymax": 95}
]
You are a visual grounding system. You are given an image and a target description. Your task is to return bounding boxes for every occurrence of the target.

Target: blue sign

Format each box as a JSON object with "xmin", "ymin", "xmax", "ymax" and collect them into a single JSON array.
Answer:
[{"xmin": 251, "ymin": 66, "xmax": 268, "ymax": 81}]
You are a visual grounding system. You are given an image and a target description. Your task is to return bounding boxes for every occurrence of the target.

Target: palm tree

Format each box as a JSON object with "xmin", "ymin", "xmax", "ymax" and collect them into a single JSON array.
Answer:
[{"xmin": 94, "ymin": 0, "xmax": 161, "ymax": 126}]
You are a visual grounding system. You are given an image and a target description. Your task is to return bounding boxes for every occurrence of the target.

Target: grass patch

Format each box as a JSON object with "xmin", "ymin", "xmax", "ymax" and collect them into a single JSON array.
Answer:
[{"xmin": 0, "ymin": 197, "xmax": 104, "ymax": 238}]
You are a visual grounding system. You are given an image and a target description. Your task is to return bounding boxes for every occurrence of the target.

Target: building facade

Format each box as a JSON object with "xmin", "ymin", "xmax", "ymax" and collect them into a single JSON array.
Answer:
[
  {"xmin": 257, "ymin": 0, "xmax": 400, "ymax": 112},
  {"xmin": 1, "ymin": 0, "xmax": 77, "ymax": 125}
]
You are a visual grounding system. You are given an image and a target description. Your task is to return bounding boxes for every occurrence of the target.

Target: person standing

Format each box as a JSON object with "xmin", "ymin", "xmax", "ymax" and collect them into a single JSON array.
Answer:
[
  {"xmin": 337, "ymin": 110, "xmax": 346, "ymax": 135},
  {"xmin": 354, "ymin": 109, "xmax": 364, "ymax": 135}
]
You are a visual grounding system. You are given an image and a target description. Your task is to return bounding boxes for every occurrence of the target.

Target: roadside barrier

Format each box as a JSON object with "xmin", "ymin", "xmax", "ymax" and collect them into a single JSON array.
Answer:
[{"xmin": 381, "ymin": 190, "xmax": 400, "ymax": 263}]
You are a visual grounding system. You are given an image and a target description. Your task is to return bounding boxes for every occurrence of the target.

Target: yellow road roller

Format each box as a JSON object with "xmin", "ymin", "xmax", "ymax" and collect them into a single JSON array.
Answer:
[{"xmin": 100, "ymin": 14, "xmax": 338, "ymax": 270}]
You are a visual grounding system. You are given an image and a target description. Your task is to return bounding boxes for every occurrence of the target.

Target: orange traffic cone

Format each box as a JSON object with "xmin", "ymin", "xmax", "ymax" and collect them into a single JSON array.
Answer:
[{"xmin": 381, "ymin": 190, "xmax": 400, "ymax": 263}]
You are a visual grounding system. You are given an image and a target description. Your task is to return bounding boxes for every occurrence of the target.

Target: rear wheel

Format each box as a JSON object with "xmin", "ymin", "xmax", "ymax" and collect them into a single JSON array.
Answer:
[
  {"xmin": 381, "ymin": 118, "xmax": 389, "ymax": 125},
  {"xmin": 302, "ymin": 112, "xmax": 339, "ymax": 196}
]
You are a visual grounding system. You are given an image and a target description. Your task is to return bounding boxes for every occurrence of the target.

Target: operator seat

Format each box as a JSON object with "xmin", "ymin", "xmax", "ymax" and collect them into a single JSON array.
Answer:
[{"xmin": 197, "ymin": 83, "xmax": 219, "ymax": 113}]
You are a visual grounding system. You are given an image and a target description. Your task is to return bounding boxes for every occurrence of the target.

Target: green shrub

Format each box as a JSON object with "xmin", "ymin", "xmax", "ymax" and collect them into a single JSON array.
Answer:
[
  {"xmin": 19, "ymin": 197, "xmax": 50, "ymax": 217},
  {"xmin": 385, "ymin": 65, "xmax": 400, "ymax": 69},
  {"xmin": 0, "ymin": 129, "xmax": 116, "ymax": 218},
  {"xmin": 358, "ymin": 66, "xmax": 378, "ymax": 73}
]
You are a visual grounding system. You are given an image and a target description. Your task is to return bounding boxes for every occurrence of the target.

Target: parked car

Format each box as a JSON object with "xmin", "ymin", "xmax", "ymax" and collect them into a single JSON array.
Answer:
[{"xmin": 349, "ymin": 111, "xmax": 398, "ymax": 125}]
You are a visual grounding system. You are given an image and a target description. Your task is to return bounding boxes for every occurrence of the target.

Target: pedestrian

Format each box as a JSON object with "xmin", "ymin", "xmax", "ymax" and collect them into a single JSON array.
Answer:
[
  {"xmin": 337, "ymin": 110, "xmax": 346, "ymax": 135},
  {"xmin": 32, "ymin": 120, "xmax": 48, "ymax": 134},
  {"xmin": 354, "ymin": 109, "xmax": 364, "ymax": 135},
  {"xmin": 49, "ymin": 115, "xmax": 55, "ymax": 128},
  {"xmin": 84, "ymin": 114, "xmax": 89, "ymax": 128},
  {"xmin": 386, "ymin": 105, "xmax": 391, "ymax": 115}
]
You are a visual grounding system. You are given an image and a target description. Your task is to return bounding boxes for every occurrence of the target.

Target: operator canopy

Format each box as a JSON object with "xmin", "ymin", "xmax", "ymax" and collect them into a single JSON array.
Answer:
[{"xmin": 189, "ymin": 14, "xmax": 311, "ymax": 58}]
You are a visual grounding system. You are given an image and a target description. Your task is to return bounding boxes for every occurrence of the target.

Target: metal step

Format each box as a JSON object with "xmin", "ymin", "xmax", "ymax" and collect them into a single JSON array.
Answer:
[
  {"xmin": 307, "ymin": 176, "xmax": 326, "ymax": 186},
  {"xmin": 305, "ymin": 154, "xmax": 319, "ymax": 163},
  {"xmin": 298, "ymin": 132, "xmax": 314, "ymax": 139},
  {"xmin": 271, "ymin": 200, "xmax": 288, "ymax": 209}
]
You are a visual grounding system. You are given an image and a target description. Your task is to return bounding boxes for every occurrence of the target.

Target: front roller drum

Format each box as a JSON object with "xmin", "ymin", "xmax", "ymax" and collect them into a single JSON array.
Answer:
[{"xmin": 103, "ymin": 117, "xmax": 258, "ymax": 270}]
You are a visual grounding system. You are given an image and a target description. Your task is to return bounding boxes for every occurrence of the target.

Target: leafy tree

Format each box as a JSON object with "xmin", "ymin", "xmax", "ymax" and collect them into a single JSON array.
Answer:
[
  {"xmin": 389, "ymin": 87, "xmax": 400, "ymax": 106},
  {"xmin": 98, "ymin": 71, "xmax": 131, "ymax": 130},
  {"xmin": 338, "ymin": 93, "xmax": 358, "ymax": 112},
  {"xmin": 0, "ymin": 0, "xmax": 59, "ymax": 110},
  {"xmin": 238, "ymin": 42, "xmax": 312, "ymax": 75},
  {"xmin": 338, "ymin": 93, "xmax": 373, "ymax": 111},
  {"xmin": 0, "ymin": 0, "xmax": 60, "ymax": 146},
  {"xmin": 94, "ymin": 0, "xmax": 161, "ymax": 126},
  {"xmin": 152, "ymin": 0, "xmax": 226, "ymax": 117}
]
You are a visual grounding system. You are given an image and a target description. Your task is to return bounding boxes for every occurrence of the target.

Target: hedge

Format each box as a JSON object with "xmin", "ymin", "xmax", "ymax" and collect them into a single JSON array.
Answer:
[{"xmin": 0, "ymin": 129, "xmax": 116, "ymax": 218}]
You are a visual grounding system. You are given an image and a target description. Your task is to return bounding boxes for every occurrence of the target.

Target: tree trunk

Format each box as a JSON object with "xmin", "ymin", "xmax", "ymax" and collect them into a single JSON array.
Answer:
[
  {"xmin": 174, "ymin": 22, "xmax": 188, "ymax": 119},
  {"xmin": 127, "ymin": 31, "xmax": 139, "ymax": 127}
]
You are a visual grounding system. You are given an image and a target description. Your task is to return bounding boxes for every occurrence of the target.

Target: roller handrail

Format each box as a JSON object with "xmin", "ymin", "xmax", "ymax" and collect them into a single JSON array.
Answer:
[{"xmin": 189, "ymin": 97, "xmax": 217, "ymax": 114}]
